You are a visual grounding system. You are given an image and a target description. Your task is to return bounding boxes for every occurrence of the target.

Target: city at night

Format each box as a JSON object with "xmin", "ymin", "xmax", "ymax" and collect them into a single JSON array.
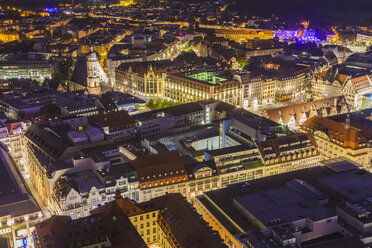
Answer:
[{"xmin": 0, "ymin": 0, "xmax": 371, "ymax": 247}]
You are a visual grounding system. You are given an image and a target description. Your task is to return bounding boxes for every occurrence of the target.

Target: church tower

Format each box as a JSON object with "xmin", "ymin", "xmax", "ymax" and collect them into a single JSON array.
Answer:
[{"xmin": 86, "ymin": 46, "xmax": 102, "ymax": 95}]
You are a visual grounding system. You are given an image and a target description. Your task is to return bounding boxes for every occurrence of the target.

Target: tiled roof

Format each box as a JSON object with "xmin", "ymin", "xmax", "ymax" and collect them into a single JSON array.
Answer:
[
  {"xmin": 263, "ymin": 96, "xmax": 348, "ymax": 127},
  {"xmin": 130, "ymin": 151, "xmax": 187, "ymax": 183},
  {"xmin": 89, "ymin": 110, "xmax": 134, "ymax": 129}
]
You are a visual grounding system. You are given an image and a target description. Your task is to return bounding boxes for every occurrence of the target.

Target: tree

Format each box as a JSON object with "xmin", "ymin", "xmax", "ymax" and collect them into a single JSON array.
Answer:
[
  {"xmin": 147, "ymin": 98, "xmax": 155, "ymax": 109},
  {"xmin": 175, "ymin": 50, "xmax": 198, "ymax": 61},
  {"xmin": 238, "ymin": 56, "xmax": 247, "ymax": 69},
  {"xmin": 339, "ymin": 31, "xmax": 356, "ymax": 43},
  {"xmin": 53, "ymin": 58, "xmax": 73, "ymax": 85}
]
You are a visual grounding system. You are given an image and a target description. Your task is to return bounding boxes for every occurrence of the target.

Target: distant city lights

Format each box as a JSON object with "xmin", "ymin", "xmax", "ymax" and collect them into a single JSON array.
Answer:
[{"xmin": 45, "ymin": 8, "xmax": 59, "ymax": 13}]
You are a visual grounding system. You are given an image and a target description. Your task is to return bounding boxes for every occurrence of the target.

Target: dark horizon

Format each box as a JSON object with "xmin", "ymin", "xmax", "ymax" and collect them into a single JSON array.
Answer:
[
  {"xmin": 2, "ymin": 0, "xmax": 372, "ymax": 25},
  {"xmin": 232, "ymin": 0, "xmax": 372, "ymax": 25}
]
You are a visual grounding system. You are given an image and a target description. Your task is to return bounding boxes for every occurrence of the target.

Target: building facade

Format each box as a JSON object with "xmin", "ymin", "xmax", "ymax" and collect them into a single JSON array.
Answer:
[{"xmin": 301, "ymin": 110, "xmax": 372, "ymax": 169}]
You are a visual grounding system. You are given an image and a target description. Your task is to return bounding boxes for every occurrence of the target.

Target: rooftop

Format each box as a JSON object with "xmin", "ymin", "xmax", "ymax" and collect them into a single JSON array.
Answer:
[{"xmin": 199, "ymin": 158, "xmax": 363, "ymax": 234}]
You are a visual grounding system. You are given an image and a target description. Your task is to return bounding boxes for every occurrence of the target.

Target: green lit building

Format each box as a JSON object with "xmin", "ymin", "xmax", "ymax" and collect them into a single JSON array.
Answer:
[{"xmin": 164, "ymin": 70, "xmax": 242, "ymax": 106}]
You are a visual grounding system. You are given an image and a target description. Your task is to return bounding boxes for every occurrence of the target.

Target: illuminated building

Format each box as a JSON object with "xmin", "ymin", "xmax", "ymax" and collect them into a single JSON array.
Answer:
[
  {"xmin": 164, "ymin": 70, "xmax": 242, "ymax": 106},
  {"xmin": 129, "ymin": 151, "xmax": 189, "ymax": 202},
  {"xmin": 204, "ymin": 146, "xmax": 263, "ymax": 188},
  {"xmin": 80, "ymin": 38, "xmax": 114, "ymax": 70},
  {"xmin": 356, "ymin": 32, "xmax": 372, "ymax": 45},
  {"xmin": 119, "ymin": 0, "xmax": 135, "ymax": 6},
  {"xmin": 0, "ymin": 121, "xmax": 31, "ymax": 173},
  {"xmin": 69, "ymin": 47, "xmax": 109, "ymax": 95},
  {"xmin": 262, "ymin": 77, "xmax": 277, "ymax": 104},
  {"xmin": 22, "ymin": 116, "xmax": 117, "ymax": 210},
  {"xmin": 311, "ymin": 74, "xmax": 343, "ymax": 99},
  {"xmin": 52, "ymin": 161, "xmax": 140, "ymax": 220},
  {"xmin": 194, "ymin": 159, "xmax": 369, "ymax": 248},
  {"xmin": 301, "ymin": 110, "xmax": 372, "ymax": 169},
  {"xmin": 0, "ymin": 142, "xmax": 43, "ymax": 248},
  {"xmin": 116, "ymin": 62, "xmax": 167, "ymax": 98},
  {"xmin": 0, "ymin": 53, "xmax": 56, "ymax": 81},
  {"xmin": 275, "ymin": 28, "xmax": 317, "ymax": 41},
  {"xmin": 245, "ymin": 47, "xmax": 283, "ymax": 58},
  {"xmin": 317, "ymin": 65, "xmax": 372, "ymax": 108},
  {"xmin": 0, "ymin": 32, "xmax": 19, "ymax": 43},
  {"xmin": 233, "ymin": 73, "xmax": 276, "ymax": 107},
  {"xmin": 274, "ymin": 70, "xmax": 307, "ymax": 99},
  {"xmin": 262, "ymin": 96, "xmax": 349, "ymax": 131},
  {"xmin": 215, "ymin": 29, "xmax": 274, "ymax": 43},
  {"xmin": 244, "ymin": 58, "xmax": 309, "ymax": 104},
  {"xmin": 102, "ymin": 193, "xmax": 226, "ymax": 247},
  {"xmin": 322, "ymin": 45, "xmax": 352, "ymax": 63},
  {"xmin": 255, "ymin": 133, "xmax": 320, "ymax": 176},
  {"xmin": 0, "ymin": 90, "xmax": 96, "ymax": 121},
  {"xmin": 89, "ymin": 110, "xmax": 136, "ymax": 142},
  {"xmin": 33, "ymin": 205, "xmax": 147, "ymax": 248}
]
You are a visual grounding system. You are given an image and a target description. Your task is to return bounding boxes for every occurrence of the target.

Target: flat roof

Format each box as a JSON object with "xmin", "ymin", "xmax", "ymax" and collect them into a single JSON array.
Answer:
[{"xmin": 200, "ymin": 159, "xmax": 361, "ymax": 233}]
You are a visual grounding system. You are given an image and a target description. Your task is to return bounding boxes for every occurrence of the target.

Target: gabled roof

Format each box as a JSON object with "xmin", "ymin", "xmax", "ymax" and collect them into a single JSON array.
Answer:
[
  {"xmin": 263, "ymin": 96, "xmax": 348, "ymax": 127},
  {"xmin": 71, "ymin": 54, "xmax": 88, "ymax": 87}
]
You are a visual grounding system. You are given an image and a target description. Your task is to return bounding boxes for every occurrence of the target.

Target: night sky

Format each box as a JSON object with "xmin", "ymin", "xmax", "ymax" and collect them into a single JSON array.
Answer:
[
  {"xmin": 2, "ymin": 0, "xmax": 372, "ymax": 25},
  {"xmin": 234, "ymin": 0, "xmax": 372, "ymax": 25}
]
